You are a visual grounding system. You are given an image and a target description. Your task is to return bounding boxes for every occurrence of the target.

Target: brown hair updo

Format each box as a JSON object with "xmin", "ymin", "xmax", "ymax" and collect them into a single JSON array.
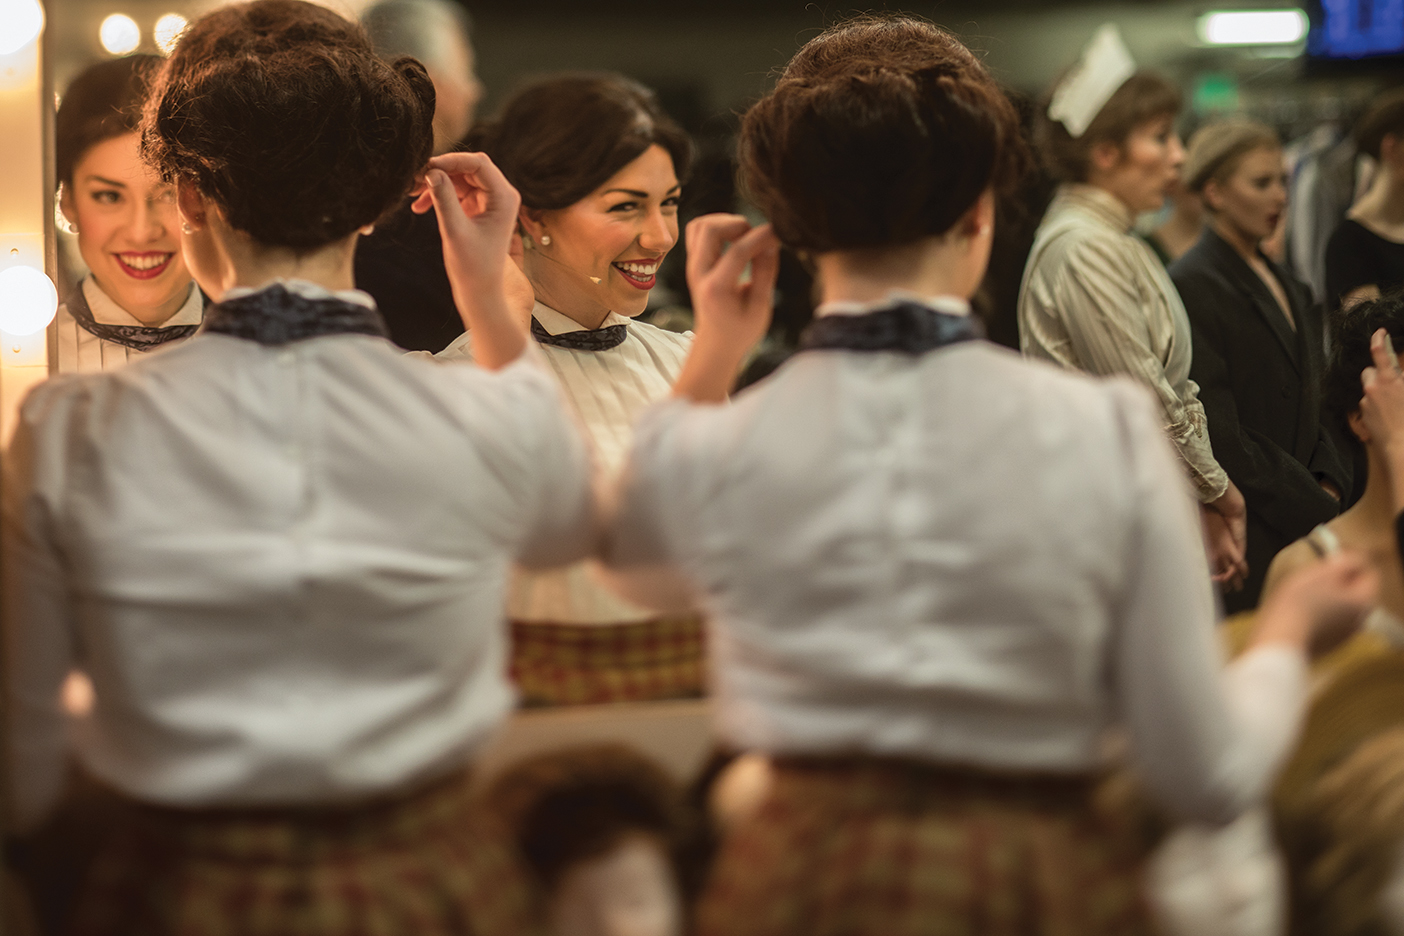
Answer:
[
  {"xmin": 141, "ymin": 0, "xmax": 435, "ymax": 252},
  {"xmin": 56, "ymin": 54, "xmax": 162, "ymax": 188},
  {"xmin": 738, "ymin": 13, "xmax": 1028, "ymax": 253},
  {"xmin": 470, "ymin": 73, "xmax": 693, "ymax": 211},
  {"xmin": 1035, "ymin": 72, "xmax": 1182, "ymax": 183}
]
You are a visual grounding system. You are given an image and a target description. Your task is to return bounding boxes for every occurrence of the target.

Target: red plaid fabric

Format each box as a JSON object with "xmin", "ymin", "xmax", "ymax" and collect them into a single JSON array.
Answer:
[
  {"xmin": 66, "ymin": 771, "xmax": 543, "ymax": 936},
  {"xmin": 696, "ymin": 757, "xmax": 1153, "ymax": 936},
  {"xmin": 510, "ymin": 615, "xmax": 706, "ymax": 706}
]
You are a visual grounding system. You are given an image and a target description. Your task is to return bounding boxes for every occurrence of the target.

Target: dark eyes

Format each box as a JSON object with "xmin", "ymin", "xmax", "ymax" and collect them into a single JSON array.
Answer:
[
  {"xmin": 606, "ymin": 195, "xmax": 682, "ymax": 213},
  {"xmin": 91, "ymin": 189, "xmax": 121, "ymax": 205}
]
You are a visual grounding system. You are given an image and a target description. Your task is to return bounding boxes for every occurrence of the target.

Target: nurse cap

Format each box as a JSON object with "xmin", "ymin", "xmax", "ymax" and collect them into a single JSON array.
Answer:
[{"xmin": 1047, "ymin": 23, "xmax": 1137, "ymax": 138}]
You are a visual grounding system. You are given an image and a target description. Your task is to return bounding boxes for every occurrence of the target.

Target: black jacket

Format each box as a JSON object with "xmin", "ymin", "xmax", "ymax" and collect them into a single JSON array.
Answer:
[{"xmin": 1171, "ymin": 227, "xmax": 1348, "ymax": 611}]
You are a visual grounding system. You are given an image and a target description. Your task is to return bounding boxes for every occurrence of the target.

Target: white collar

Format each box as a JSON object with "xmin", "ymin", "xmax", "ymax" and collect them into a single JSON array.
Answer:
[
  {"xmin": 222, "ymin": 278, "xmax": 377, "ymax": 310},
  {"xmin": 814, "ymin": 291, "xmax": 971, "ymax": 319},
  {"xmin": 83, "ymin": 276, "xmax": 205, "ymax": 327},
  {"xmin": 532, "ymin": 301, "xmax": 631, "ymax": 335}
]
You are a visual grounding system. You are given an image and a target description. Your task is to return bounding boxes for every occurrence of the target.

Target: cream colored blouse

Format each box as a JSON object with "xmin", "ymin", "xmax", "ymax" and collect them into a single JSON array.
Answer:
[{"xmin": 1018, "ymin": 184, "xmax": 1228, "ymax": 503}]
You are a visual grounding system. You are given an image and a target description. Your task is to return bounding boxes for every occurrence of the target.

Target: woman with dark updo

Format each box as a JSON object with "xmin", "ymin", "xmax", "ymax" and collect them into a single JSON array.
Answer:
[
  {"xmin": 3, "ymin": 2, "xmax": 592, "ymax": 933},
  {"xmin": 602, "ymin": 14, "xmax": 1376, "ymax": 934},
  {"xmin": 439, "ymin": 74, "xmax": 703, "ymax": 707},
  {"xmin": 54, "ymin": 55, "xmax": 203, "ymax": 372}
]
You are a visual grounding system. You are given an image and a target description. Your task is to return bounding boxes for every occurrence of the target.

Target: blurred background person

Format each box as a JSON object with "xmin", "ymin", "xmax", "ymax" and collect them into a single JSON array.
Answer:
[
  {"xmin": 355, "ymin": 0, "xmax": 486, "ymax": 352},
  {"xmin": 1171, "ymin": 121, "xmax": 1346, "ymax": 612},
  {"xmin": 1019, "ymin": 26, "xmax": 1250, "ymax": 594},
  {"xmin": 54, "ymin": 54, "xmax": 202, "ymax": 373},
  {"xmin": 1148, "ymin": 176, "xmax": 1204, "ymax": 266},
  {"xmin": 440, "ymin": 74, "xmax": 703, "ymax": 708},
  {"xmin": 1326, "ymin": 89, "xmax": 1404, "ymax": 316},
  {"xmin": 487, "ymin": 745, "xmax": 701, "ymax": 936},
  {"xmin": 1265, "ymin": 295, "xmax": 1404, "ymax": 652}
]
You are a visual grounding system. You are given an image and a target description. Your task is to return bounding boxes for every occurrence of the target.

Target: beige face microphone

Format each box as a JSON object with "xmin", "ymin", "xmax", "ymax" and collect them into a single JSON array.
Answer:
[{"xmin": 532, "ymin": 239, "xmax": 611, "ymax": 291}]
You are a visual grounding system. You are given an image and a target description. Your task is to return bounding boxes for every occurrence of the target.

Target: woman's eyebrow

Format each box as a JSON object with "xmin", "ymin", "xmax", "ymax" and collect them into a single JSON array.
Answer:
[
  {"xmin": 85, "ymin": 175, "xmax": 128, "ymax": 188},
  {"xmin": 601, "ymin": 184, "xmax": 682, "ymax": 197}
]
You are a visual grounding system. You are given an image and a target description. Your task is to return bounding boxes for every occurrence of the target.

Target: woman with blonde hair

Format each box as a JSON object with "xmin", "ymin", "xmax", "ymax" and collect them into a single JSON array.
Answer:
[{"xmin": 1171, "ymin": 121, "xmax": 1347, "ymax": 611}]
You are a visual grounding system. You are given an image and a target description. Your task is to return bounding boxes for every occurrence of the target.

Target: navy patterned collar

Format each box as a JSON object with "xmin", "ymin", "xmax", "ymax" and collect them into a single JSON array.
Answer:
[
  {"xmin": 66, "ymin": 281, "xmax": 201, "ymax": 351},
  {"xmin": 530, "ymin": 315, "xmax": 628, "ymax": 351},
  {"xmin": 202, "ymin": 284, "xmax": 389, "ymax": 346},
  {"xmin": 798, "ymin": 300, "xmax": 984, "ymax": 354}
]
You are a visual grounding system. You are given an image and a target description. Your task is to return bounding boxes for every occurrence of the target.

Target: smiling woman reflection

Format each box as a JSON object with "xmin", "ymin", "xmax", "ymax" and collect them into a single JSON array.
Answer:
[
  {"xmin": 439, "ymin": 74, "xmax": 699, "ymax": 706},
  {"xmin": 55, "ymin": 56, "xmax": 202, "ymax": 373}
]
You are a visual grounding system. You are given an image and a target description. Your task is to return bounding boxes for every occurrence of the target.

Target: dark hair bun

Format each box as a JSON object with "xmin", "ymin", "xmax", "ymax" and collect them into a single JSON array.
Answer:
[
  {"xmin": 1324, "ymin": 292, "xmax": 1404, "ymax": 440},
  {"xmin": 142, "ymin": 0, "xmax": 435, "ymax": 252},
  {"xmin": 56, "ymin": 54, "xmax": 163, "ymax": 187},
  {"xmin": 739, "ymin": 14, "xmax": 1028, "ymax": 253},
  {"xmin": 471, "ymin": 73, "xmax": 692, "ymax": 211}
]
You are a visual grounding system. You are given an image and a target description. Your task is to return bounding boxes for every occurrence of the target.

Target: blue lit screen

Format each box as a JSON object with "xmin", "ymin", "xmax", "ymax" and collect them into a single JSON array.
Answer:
[{"xmin": 1310, "ymin": 0, "xmax": 1404, "ymax": 59}]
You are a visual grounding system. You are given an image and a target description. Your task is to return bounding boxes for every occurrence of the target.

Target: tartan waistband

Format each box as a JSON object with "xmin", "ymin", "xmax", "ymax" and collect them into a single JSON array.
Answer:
[
  {"xmin": 769, "ymin": 755, "xmax": 1103, "ymax": 812},
  {"xmin": 109, "ymin": 769, "xmax": 479, "ymax": 860}
]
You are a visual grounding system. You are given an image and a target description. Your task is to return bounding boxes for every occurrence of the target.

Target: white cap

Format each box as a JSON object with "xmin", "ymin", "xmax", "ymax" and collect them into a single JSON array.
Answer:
[{"xmin": 1047, "ymin": 24, "xmax": 1136, "ymax": 139}]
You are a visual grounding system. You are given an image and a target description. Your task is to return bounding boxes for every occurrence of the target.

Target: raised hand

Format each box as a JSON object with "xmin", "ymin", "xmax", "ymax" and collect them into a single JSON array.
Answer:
[
  {"xmin": 413, "ymin": 152, "xmax": 526, "ymax": 369},
  {"xmin": 1255, "ymin": 551, "xmax": 1377, "ymax": 657},
  {"xmin": 672, "ymin": 214, "xmax": 781, "ymax": 403}
]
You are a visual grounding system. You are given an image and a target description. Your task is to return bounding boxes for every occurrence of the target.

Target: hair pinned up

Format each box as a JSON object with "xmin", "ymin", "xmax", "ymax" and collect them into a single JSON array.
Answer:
[
  {"xmin": 141, "ymin": 0, "xmax": 435, "ymax": 252},
  {"xmin": 738, "ymin": 13, "xmax": 1029, "ymax": 253},
  {"xmin": 56, "ymin": 55, "xmax": 162, "ymax": 188},
  {"xmin": 468, "ymin": 73, "xmax": 692, "ymax": 212}
]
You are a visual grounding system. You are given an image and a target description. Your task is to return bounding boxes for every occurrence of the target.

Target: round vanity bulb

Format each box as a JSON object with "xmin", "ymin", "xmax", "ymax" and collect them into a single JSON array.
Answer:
[
  {"xmin": 100, "ymin": 13, "xmax": 140, "ymax": 56},
  {"xmin": 0, "ymin": 265, "xmax": 58, "ymax": 336},
  {"xmin": 0, "ymin": 0, "xmax": 45, "ymax": 56},
  {"xmin": 153, "ymin": 12, "xmax": 186, "ymax": 55}
]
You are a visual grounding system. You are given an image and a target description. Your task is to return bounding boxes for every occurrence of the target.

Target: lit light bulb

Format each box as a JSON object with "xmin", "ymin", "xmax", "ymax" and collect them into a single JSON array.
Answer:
[
  {"xmin": 99, "ymin": 13, "xmax": 140, "ymax": 55},
  {"xmin": 0, "ymin": 265, "xmax": 58, "ymax": 336},
  {"xmin": 0, "ymin": 0, "xmax": 45, "ymax": 56},
  {"xmin": 153, "ymin": 12, "xmax": 186, "ymax": 55}
]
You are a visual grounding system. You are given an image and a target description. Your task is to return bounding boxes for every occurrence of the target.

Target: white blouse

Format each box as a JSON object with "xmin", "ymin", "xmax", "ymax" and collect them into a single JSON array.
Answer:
[
  {"xmin": 54, "ymin": 275, "xmax": 204, "ymax": 374},
  {"xmin": 605, "ymin": 313, "xmax": 1306, "ymax": 825},
  {"xmin": 4, "ymin": 282, "xmax": 595, "ymax": 830},
  {"xmin": 439, "ymin": 301, "xmax": 691, "ymax": 625}
]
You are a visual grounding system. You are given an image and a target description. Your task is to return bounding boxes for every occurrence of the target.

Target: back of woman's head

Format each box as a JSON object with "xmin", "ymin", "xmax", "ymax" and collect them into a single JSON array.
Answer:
[
  {"xmin": 1356, "ymin": 88, "xmax": 1404, "ymax": 161},
  {"xmin": 738, "ymin": 13, "xmax": 1027, "ymax": 253},
  {"xmin": 142, "ymin": 0, "xmax": 435, "ymax": 252},
  {"xmin": 469, "ymin": 73, "xmax": 692, "ymax": 211},
  {"xmin": 1324, "ymin": 292, "xmax": 1404, "ymax": 439},
  {"xmin": 56, "ymin": 54, "xmax": 162, "ymax": 188},
  {"xmin": 1035, "ymin": 72, "xmax": 1182, "ymax": 183}
]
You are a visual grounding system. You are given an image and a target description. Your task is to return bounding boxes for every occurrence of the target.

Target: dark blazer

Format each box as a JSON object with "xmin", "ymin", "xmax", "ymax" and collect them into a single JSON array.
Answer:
[{"xmin": 1171, "ymin": 226, "xmax": 1348, "ymax": 612}]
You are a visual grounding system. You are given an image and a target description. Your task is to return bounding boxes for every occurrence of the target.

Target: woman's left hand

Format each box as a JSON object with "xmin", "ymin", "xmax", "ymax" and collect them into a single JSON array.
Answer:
[{"xmin": 671, "ymin": 214, "xmax": 780, "ymax": 404}]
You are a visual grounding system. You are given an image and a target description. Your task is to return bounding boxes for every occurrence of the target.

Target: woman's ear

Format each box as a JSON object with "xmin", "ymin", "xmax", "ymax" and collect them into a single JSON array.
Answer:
[
  {"xmin": 58, "ymin": 183, "xmax": 77, "ymax": 232},
  {"xmin": 1349, "ymin": 409, "xmax": 1371, "ymax": 445},
  {"xmin": 176, "ymin": 178, "xmax": 207, "ymax": 231},
  {"xmin": 1200, "ymin": 180, "xmax": 1223, "ymax": 214},
  {"xmin": 518, "ymin": 206, "xmax": 546, "ymax": 247},
  {"xmin": 1090, "ymin": 140, "xmax": 1123, "ymax": 174}
]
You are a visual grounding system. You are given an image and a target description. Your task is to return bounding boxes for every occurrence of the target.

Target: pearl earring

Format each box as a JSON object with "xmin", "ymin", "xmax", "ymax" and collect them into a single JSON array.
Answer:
[
  {"xmin": 181, "ymin": 220, "xmax": 194, "ymax": 234},
  {"xmin": 540, "ymin": 235, "xmax": 551, "ymax": 246}
]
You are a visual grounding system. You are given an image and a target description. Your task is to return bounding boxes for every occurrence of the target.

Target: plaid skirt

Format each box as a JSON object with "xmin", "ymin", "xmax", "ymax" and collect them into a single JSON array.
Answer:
[
  {"xmin": 66, "ymin": 771, "xmax": 542, "ymax": 936},
  {"xmin": 696, "ymin": 757, "xmax": 1154, "ymax": 936},
  {"xmin": 510, "ymin": 615, "xmax": 706, "ymax": 706}
]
